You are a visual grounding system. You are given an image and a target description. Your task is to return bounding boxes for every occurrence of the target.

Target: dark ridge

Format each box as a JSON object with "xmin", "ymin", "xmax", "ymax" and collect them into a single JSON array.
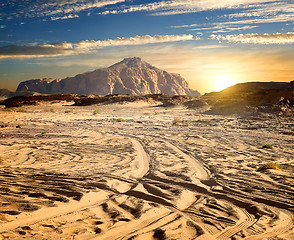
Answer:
[
  {"xmin": 1, "ymin": 93, "xmax": 195, "ymax": 108},
  {"xmin": 1, "ymin": 94, "xmax": 83, "ymax": 108}
]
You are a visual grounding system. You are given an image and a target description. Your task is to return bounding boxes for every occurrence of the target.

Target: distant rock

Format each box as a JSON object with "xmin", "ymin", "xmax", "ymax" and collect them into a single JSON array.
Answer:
[
  {"xmin": 17, "ymin": 78, "xmax": 61, "ymax": 94},
  {"xmin": 0, "ymin": 89, "xmax": 14, "ymax": 98},
  {"xmin": 203, "ymin": 81, "xmax": 294, "ymax": 115},
  {"xmin": 0, "ymin": 88, "xmax": 34, "ymax": 99},
  {"xmin": 16, "ymin": 57, "xmax": 200, "ymax": 96}
]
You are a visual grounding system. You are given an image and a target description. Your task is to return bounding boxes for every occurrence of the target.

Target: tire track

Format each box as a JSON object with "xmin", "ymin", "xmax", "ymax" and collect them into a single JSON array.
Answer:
[
  {"xmin": 129, "ymin": 138, "xmax": 150, "ymax": 179},
  {"xmin": 95, "ymin": 211, "xmax": 172, "ymax": 240},
  {"xmin": 244, "ymin": 210, "xmax": 294, "ymax": 240},
  {"xmin": 215, "ymin": 208, "xmax": 256, "ymax": 240},
  {"xmin": 0, "ymin": 191, "xmax": 109, "ymax": 233},
  {"xmin": 163, "ymin": 140, "xmax": 210, "ymax": 181}
]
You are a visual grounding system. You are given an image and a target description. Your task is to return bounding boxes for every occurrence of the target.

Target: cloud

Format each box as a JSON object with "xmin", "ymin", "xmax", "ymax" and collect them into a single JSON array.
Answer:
[
  {"xmin": 51, "ymin": 14, "xmax": 79, "ymax": 21},
  {"xmin": 211, "ymin": 32, "xmax": 294, "ymax": 44},
  {"xmin": 172, "ymin": 0, "xmax": 294, "ymax": 33},
  {"xmin": 0, "ymin": 0, "xmax": 126, "ymax": 21},
  {"xmin": 0, "ymin": 42, "xmax": 74, "ymax": 59},
  {"xmin": 166, "ymin": 1, "xmax": 294, "ymax": 34},
  {"xmin": 189, "ymin": 25, "xmax": 258, "ymax": 33},
  {"xmin": 98, "ymin": 0, "xmax": 279, "ymax": 16},
  {"xmin": 220, "ymin": 13, "xmax": 294, "ymax": 26},
  {"xmin": 224, "ymin": 1, "xmax": 294, "ymax": 19},
  {"xmin": 75, "ymin": 34, "xmax": 196, "ymax": 49},
  {"xmin": 43, "ymin": 0, "xmax": 126, "ymax": 16},
  {"xmin": 0, "ymin": 34, "xmax": 197, "ymax": 59}
]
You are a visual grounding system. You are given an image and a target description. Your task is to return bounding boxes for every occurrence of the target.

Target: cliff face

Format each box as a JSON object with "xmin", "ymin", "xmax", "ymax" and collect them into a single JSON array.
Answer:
[{"xmin": 16, "ymin": 57, "xmax": 200, "ymax": 96}]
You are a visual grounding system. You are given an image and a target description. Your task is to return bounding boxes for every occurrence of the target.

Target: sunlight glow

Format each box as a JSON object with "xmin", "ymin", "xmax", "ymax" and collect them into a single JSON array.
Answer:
[{"xmin": 214, "ymin": 74, "xmax": 236, "ymax": 92}]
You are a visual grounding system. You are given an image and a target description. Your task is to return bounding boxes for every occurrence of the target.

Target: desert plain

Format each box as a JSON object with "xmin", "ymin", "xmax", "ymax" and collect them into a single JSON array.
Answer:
[{"xmin": 0, "ymin": 100, "xmax": 293, "ymax": 240}]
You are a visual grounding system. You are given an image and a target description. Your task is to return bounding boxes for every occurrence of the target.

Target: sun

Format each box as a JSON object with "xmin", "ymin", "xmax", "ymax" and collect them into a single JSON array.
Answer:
[{"xmin": 214, "ymin": 74, "xmax": 236, "ymax": 92}]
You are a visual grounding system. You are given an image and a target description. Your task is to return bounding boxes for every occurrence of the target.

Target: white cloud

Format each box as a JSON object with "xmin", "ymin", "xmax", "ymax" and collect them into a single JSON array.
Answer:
[
  {"xmin": 98, "ymin": 0, "xmax": 279, "ymax": 16},
  {"xmin": 39, "ymin": 42, "xmax": 74, "ymax": 49},
  {"xmin": 211, "ymin": 32, "xmax": 294, "ymax": 44},
  {"xmin": 169, "ymin": 1, "xmax": 293, "ymax": 34},
  {"xmin": 156, "ymin": 1, "xmax": 293, "ymax": 36},
  {"xmin": 224, "ymin": 1, "xmax": 294, "ymax": 19},
  {"xmin": 189, "ymin": 24, "xmax": 258, "ymax": 33},
  {"xmin": 43, "ymin": 0, "xmax": 125, "ymax": 16},
  {"xmin": 51, "ymin": 14, "xmax": 79, "ymax": 21},
  {"xmin": 75, "ymin": 34, "xmax": 196, "ymax": 49},
  {"xmin": 0, "ymin": 0, "xmax": 126, "ymax": 21},
  {"xmin": 170, "ymin": 1, "xmax": 293, "ymax": 25},
  {"xmin": 171, "ymin": 24, "xmax": 198, "ymax": 29},
  {"xmin": 0, "ymin": 34, "xmax": 197, "ymax": 59},
  {"xmin": 219, "ymin": 13, "xmax": 294, "ymax": 26}
]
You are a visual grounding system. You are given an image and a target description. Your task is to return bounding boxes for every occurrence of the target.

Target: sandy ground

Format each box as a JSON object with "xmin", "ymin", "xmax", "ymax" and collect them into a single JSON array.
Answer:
[{"xmin": 0, "ymin": 101, "xmax": 293, "ymax": 240}]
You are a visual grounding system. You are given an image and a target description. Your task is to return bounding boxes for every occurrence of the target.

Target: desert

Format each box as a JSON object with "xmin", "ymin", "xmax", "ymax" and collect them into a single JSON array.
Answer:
[
  {"xmin": 0, "ymin": 94, "xmax": 293, "ymax": 240},
  {"xmin": 1, "ymin": 1, "xmax": 294, "ymax": 239}
]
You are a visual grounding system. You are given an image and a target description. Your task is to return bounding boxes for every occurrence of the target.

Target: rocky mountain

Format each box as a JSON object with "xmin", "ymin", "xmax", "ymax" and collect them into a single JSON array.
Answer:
[{"xmin": 16, "ymin": 57, "xmax": 200, "ymax": 96}]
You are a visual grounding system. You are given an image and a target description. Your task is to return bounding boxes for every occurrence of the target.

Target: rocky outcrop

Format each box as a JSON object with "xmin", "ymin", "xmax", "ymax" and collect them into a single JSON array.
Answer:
[
  {"xmin": 203, "ymin": 81, "xmax": 294, "ymax": 115},
  {"xmin": 16, "ymin": 57, "xmax": 200, "ymax": 96},
  {"xmin": 0, "ymin": 88, "xmax": 34, "ymax": 99},
  {"xmin": 0, "ymin": 89, "xmax": 14, "ymax": 98},
  {"xmin": 16, "ymin": 78, "xmax": 61, "ymax": 94}
]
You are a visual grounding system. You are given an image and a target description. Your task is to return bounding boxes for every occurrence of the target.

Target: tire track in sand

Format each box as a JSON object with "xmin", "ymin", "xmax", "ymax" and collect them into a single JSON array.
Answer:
[
  {"xmin": 129, "ymin": 138, "xmax": 150, "ymax": 179},
  {"xmin": 244, "ymin": 210, "xmax": 294, "ymax": 240},
  {"xmin": 163, "ymin": 140, "xmax": 210, "ymax": 181},
  {"xmin": 0, "ymin": 137, "xmax": 149, "ymax": 234},
  {"xmin": 216, "ymin": 207, "xmax": 256, "ymax": 240},
  {"xmin": 0, "ymin": 191, "xmax": 109, "ymax": 233},
  {"xmin": 108, "ymin": 137, "xmax": 150, "ymax": 193}
]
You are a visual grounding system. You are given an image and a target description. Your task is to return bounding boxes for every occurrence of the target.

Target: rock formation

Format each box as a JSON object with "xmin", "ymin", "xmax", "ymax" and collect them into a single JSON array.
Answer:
[
  {"xmin": 16, "ymin": 57, "xmax": 200, "ymax": 96},
  {"xmin": 0, "ymin": 88, "xmax": 34, "ymax": 99},
  {"xmin": 0, "ymin": 89, "xmax": 14, "ymax": 98},
  {"xmin": 203, "ymin": 81, "xmax": 294, "ymax": 115}
]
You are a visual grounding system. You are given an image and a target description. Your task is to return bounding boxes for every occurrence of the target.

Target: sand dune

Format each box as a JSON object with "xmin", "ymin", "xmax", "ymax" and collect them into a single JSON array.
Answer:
[{"xmin": 0, "ymin": 101, "xmax": 293, "ymax": 239}]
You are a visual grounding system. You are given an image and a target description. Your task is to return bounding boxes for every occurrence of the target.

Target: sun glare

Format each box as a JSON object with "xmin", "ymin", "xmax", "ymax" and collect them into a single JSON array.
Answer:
[{"xmin": 214, "ymin": 75, "xmax": 236, "ymax": 92}]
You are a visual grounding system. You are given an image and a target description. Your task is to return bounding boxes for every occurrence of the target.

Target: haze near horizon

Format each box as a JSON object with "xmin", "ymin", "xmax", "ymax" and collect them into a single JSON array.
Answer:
[{"xmin": 0, "ymin": 0, "xmax": 294, "ymax": 94}]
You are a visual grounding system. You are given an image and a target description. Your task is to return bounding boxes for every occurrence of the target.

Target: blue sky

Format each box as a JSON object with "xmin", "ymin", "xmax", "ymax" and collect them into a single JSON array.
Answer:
[{"xmin": 0, "ymin": 0, "xmax": 294, "ymax": 93}]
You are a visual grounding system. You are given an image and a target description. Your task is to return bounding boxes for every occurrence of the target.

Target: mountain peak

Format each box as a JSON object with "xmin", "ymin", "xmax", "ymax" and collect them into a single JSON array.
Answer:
[
  {"xmin": 122, "ymin": 57, "xmax": 143, "ymax": 62},
  {"xmin": 110, "ymin": 57, "xmax": 152, "ymax": 69}
]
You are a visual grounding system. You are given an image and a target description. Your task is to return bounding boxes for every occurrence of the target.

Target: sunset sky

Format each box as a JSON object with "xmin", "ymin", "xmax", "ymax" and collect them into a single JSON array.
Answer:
[{"xmin": 0, "ymin": 0, "xmax": 293, "ymax": 94}]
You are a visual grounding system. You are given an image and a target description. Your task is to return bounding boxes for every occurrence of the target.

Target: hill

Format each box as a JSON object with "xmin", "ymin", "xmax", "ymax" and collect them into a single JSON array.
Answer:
[{"xmin": 203, "ymin": 81, "xmax": 294, "ymax": 115}]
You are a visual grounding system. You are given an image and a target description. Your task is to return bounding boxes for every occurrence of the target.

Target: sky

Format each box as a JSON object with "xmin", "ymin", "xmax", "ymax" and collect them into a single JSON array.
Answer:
[{"xmin": 0, "ymin": 0, "xmax": 294, "ymax": 94}]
